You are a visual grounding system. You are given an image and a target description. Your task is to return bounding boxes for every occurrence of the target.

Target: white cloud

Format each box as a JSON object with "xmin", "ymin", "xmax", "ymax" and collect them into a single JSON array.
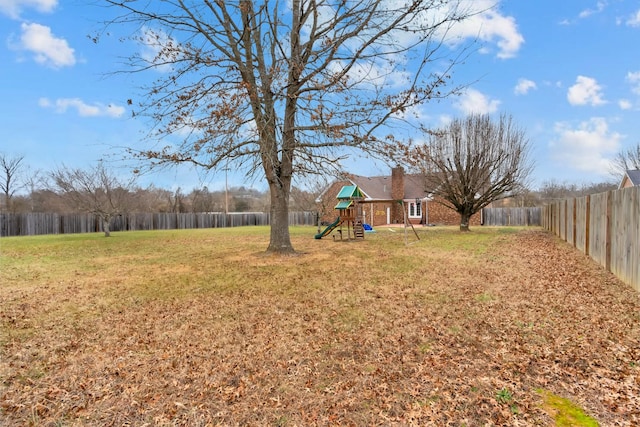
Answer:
[
  {"xmin": 578, "ymin": 1, "xmax": 607, "ymax": 19},
  {"xmin": 626, "ymin": 9, "xmax": 640, "ymax": 27},
  {"xmin": 550, "ymin": 117, "xmax": 622, "ymax": 175},
  {"xmin": 567, "ymin": 76, "xmax": 606, "ymax": 106},
  {"xmin": 514, "ymin": 78, "xmax": 537, "ymax": 95},
  {"xmin": 618, "ymin": 99, "xmax": 633, "ymax": 110},
  {"xmin": 455, "ymin": 88, "xmax": 500, "ymax": 114},
  {"xmin": 445, "ymin": 2, "xmax": 524, "ymax": 59},
  {"xmin": 0, "ymin": 0, "xmax": 56, "ymax": 19},
  {"xmin": 626, "ymin": 71, "xmax": 640, "ymax": 95},
  {"xmin": 15, "ymin": 22, "xmax": 75, "ymax": 68},
  {"xmin": 39, "ymin": 97, "xmax": 125, "ymax": 118},
  {"xmin": 437, "ymin": 114, "xmax": 453, "ymax": 127}
]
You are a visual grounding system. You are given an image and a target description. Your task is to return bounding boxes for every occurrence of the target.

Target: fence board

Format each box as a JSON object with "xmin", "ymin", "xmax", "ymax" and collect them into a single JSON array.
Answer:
[
  {"xmin": 481, "ymin": 207, "xmax": 542, "ymax": 226},
  {"xmin": 588, "ymin": 192, "xmax": 608, "ymax": 268},
  {"xmin": 575, "ymin": 196, "xmax": 588, "ymax": 253},
  {"xmin": 543, "ymin": 187, "xmax": 639, "ymax": 292},
  {"xmin": 566, "ymin": 198, "xmax": 575, "ymax": 245},
  {"xmin": 609, "ymin": 187, "xmax": 640, "ymax": 291},
  {"xmin": 0, "ymin": 211, "xmax": 317, "ymax": 237}
]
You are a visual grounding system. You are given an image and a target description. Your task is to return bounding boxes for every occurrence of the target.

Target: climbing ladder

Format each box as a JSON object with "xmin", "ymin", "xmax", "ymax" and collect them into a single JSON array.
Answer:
[{"xmin": 353, "ymin": 221, "xmax": 364, "ymax": 239}]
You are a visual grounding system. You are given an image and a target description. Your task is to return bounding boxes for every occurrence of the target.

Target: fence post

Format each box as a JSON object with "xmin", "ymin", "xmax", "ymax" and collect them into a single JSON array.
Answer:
[
  {"xmin": 564, "ymin": 199, "xmax": 568, "ymax": 242},
  {"xmin": 572, "ymin": 198, "xmax": 577, "ymax": 247},
  {"xmin": 606, "ymin": 191, "xmax": 612, "ymax": 272},
  {"xmin": 585, "ymin": 195, "xmax": 590, "ymax": 257}
]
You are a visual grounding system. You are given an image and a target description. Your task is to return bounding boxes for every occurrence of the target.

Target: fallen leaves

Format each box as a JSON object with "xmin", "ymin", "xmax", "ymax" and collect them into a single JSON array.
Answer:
[{"xmin": 1, "ymin": 228, "xmax": 639, "ymax": 425}]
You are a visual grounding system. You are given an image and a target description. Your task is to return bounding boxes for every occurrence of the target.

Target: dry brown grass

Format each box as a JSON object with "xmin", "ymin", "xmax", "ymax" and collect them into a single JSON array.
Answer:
[{"xmin": 1, "ymin": 226, "xmax": 639, "ymax": 426}]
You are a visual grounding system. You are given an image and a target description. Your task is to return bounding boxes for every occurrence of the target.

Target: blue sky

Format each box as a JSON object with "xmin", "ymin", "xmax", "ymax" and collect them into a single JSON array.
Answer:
[{"xmin": 1, "ymin": 0, "xmax": 640, "ymax": 192}]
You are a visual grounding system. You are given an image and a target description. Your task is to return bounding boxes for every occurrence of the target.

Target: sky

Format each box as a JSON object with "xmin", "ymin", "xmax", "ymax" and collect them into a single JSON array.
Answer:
[{"xmin": 1, "ymin": 0, "xmax": 640, "ymax": 192}]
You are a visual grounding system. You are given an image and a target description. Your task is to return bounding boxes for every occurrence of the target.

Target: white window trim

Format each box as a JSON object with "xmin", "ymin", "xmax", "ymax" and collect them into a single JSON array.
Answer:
[{"xmin": 407, "ymin": 200, "xmax": 422, "ymax": 219}]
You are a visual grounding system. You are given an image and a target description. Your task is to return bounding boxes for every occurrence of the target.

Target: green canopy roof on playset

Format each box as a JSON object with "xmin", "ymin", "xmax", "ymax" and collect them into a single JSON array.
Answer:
[
  {"xmin": 336, "ymin": 185, "xmax": 363, "ymax": 200},
  {"xmin": 334, "ymin": 200, "xmax": 353, "ymax": 209},
  {"xmin": 334, "ymin": 185, "xmax": 363, "ymax": 210}
]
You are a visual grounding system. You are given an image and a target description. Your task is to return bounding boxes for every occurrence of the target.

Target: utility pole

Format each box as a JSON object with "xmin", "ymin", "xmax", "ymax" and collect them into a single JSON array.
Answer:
[{"xmin": 224, "ymin": 166, "xmax": 229, "ymax": 214}]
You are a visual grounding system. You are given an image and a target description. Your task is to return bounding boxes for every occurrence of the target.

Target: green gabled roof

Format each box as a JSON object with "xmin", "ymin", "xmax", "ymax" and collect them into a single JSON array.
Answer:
[
  {"xmin": 336, "ymin": 185, "xmax": 363, "ymax": 200},
  {"xmin": 334, "ymin": 200, "xmax": 353, "ymax": 209}
]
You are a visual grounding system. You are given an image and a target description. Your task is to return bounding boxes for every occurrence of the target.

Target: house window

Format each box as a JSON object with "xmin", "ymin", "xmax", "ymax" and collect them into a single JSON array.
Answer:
[{"xmin": 408, "ymin": 200, "xmax": 421, "ymax": 218}]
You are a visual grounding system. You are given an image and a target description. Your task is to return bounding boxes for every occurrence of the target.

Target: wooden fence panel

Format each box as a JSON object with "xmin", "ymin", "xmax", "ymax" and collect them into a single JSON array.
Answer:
[
  {"xmin": 30, "ymin": 213, "xmax": 55, "ymax": 236},
  {"xmin": 574, "ymin": 196, "xmax": 588, "ymax": 253},
  {"xmin": 546, "ymin": 202, "xmax": 556, "ymax": 235},
  {"xmin": 290, "ymin": 211, "xmax": 316, "ymax": 226},
  {"xmin": 543, "ymin": 187, "xmax": 639, "ymax": 292},
  {"xmin": 588, "ymin": 192, "xmax": 608, "ymax": 268},
  {"xmin": 481, "ymin": 207, "xmax": 542, "ymax": 226},
  {"xmin": 1, "ymin": 213, "xmax": 61, "ymax": 236},
  {"xmin": 131, "ymin": 213, "xmax": 154, "ymax": 231},
  {"xmin": 529, "ymin": 207, "xmax": 542, "ymax": 227},
  {"xmin": 195, "ymin": 213, "xmax": 212, "ymax": 229},
  {"xmin": 1, "ymin": 211, "xmax": 318, "ymax": 237},
  {"xmin": 552, "ymin": 201, "xmax": 561, "ymax": 236},
  {"xmin": 559, "ymin": 201, "xmax": 567, "ymax": 240},
  {"xmin": 566, "ymin": 198, "xmax": 575, "ymax": 245},
  {"xmin": 610, "ymin": 187, "xmax": 640, "ymax": 291}
]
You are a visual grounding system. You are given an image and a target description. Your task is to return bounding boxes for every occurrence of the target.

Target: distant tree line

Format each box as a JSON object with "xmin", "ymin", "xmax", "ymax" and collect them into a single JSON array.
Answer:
[
  {"xmin": 7, "ymin": 183, "xmax": 316, "ymax": 215},
  {"xmin": 491, "ymin": 180, "xmax": 618, "ymax": 208},
  {"xmin": 0, "ymin": 155, "xmax": 318, "ymax": 217},
  {"xmin": 0, "ymin": 152, "xmax": 624, "ymax": 222}
]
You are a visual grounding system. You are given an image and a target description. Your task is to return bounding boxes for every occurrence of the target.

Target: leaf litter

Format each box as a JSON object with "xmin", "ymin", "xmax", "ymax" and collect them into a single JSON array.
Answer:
[{"xmin": 1, "ymin": 229, "xmax": 639, "ymax": 426}]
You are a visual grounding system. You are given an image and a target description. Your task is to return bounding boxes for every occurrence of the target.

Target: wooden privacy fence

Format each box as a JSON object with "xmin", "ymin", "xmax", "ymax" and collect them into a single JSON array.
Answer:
[
  {"xmin": 543, "ymin": 186, "xmax": 640, "ymax": 292},
  {"xmin": 481, "ymin": 207, "xmax": 542, "ymax": 226},
  {"xmin": 0, "ymin": 211, "xmax": 317, "ymax": 237}
]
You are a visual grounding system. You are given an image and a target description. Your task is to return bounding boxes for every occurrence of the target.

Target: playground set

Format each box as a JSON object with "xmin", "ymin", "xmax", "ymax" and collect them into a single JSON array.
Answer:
[
  {"xmin": 314, "ymin": 184, "xmax": 421, "ymax": 244},
  {"xmin": 314, "ymin": 185, "xmax": 370, "ymax": 240}
]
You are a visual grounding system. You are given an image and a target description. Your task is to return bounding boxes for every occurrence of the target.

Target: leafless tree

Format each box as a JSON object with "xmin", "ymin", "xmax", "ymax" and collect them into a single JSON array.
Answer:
[
  {"xmin": 611, "ymin": 142, "xmax": 640, "ymax": 180},
  {"xmin": 21, "ymin": 168, "xmax": 48, "ymax": 212},
  {"xmin": 190, "ymin": 187, "xmax": 219, "ymax": 213},
  {"xmin": 50, "ymin": 162, "xmax": 137, "ymax": 237},
  {"xmin": 166, "ymin": 188, "xmax": 188, "ymax": 213},
  {"xmin": 393, "ymin": 114, "xmax": 533, "ymax": 231},
  {"xmin": 536, "ymin": 179, "xmax": 615, "ymax": 203},
  {"xmin": 287, "ymin": 187, "xmax": 314, "ymax": 211},
  {"xmin": 102, "ymin": 0, "xmax": 478, "ymax": 253},
  {"xmin": 0, "ymin": 153, "xmax": 25, "ymax": 212}
]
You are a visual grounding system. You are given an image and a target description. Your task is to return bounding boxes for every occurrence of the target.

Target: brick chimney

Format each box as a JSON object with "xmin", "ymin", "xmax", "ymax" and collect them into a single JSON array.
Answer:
[
  {"xmin": 391, "ymin": 166, "xmax": 405, "ymax": 200},
  {"xmin": 391, "ymin": 166, "xmax": 405, "ymax": 223}
]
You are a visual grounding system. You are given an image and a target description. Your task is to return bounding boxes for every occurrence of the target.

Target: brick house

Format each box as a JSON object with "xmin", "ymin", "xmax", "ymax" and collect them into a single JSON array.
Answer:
[
  {"xmin": 316, "ymin": 167, "xmax": 481, "ymax": 227},
  {"xmin": 619, "ymin": 169, "xmax": 640, "ymax": 189}
]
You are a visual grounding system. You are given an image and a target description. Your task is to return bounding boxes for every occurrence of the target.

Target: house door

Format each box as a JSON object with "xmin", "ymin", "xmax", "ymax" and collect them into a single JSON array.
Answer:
[{"xmin": 386, "ymin": 207, "xmax": 390, "ymax": 224}]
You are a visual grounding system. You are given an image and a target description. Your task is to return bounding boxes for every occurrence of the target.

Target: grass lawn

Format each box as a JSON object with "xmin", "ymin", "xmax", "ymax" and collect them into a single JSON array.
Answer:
[{"xmin": 1, "ymin": 226, "xmax": 639, "ymax": 426}]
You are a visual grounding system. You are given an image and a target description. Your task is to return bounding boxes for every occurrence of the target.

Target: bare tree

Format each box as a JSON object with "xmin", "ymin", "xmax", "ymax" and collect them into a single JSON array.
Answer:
[
  {"xmin": 289, "ymin": 185, "xmax": 320, "ymax": 212},
  {"xmin": 536, "ymin": 179, "xmax": 615, "ymax": 203},
  {"xmin": 166, "ymin": 188, "xmax": 188, "ymax": 213},
  {"xmin": 393, "ymin": 114, "xmax": 533, "ymax": 231},
  {"xmin": 190, "ymin": 187, "xmax": 219, "ymax": 213},
  {"xmin": 102, "ymin": 0, "xmax": 479, "ymax": 253},
  {"xmin": 21, "ymin": 168, "xmax": 48, "ymax": 212},
  {"xmin": 611, "ymin": 142, "xmax": 640, "ymax": 180},
  {"xmin": 0, "ymin": 153, "xmax": 25, "ymax": 212},
  {"xmin": 50, "ymin": 162, "xmax": 137, "ymax": 237}
]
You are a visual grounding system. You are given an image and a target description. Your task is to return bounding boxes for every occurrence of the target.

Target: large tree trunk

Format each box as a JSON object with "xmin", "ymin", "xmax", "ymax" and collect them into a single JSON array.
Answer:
[
  {"xmin": 267, "ymin": 180, "xmax": 294, "ymax": 254},
  {"xmin": 262, "ymin": 1, "xmax": 298, "ymax": 255},
  {"xmin": 459, "ymin": 211, "xmax": 471, "ymax": 232},
  {"xmin": 102, "ymin": 216, "xmax": 111, "ymax": 237}
]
